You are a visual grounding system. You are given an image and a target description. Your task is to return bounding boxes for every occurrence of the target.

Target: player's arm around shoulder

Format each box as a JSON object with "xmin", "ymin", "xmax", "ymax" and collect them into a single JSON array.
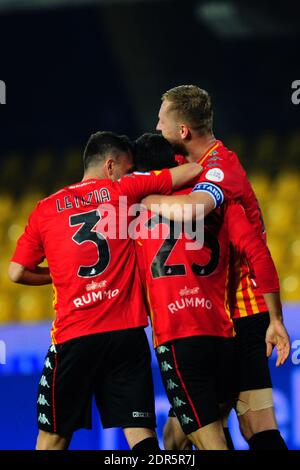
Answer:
[
  {"xmin": 119, "ymin": 163, "xmax": 202, "ymax": 205},
  {"xmin": 168, "ymin": 162, "xmax": 202, "ymax": 190},
  {"xmin": 142, "ymin": 179, "xmax": 219, "ymax": 221}
]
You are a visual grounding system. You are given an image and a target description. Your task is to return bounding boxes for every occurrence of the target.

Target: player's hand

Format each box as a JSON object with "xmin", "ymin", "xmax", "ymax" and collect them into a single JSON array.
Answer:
[{"xmin": 265, "ymin": 319, "xmax": 290, "ymax": 367}]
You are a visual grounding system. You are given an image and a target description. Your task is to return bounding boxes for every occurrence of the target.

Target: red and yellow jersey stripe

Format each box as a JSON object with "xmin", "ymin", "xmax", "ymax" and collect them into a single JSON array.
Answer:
[
  {"xmin": 229, "ymin": 251, "xmax": 267, "ymax": 319},
  {"xmin": 51, "ymin": 284, "xmax": 58, "ymax": 344}
]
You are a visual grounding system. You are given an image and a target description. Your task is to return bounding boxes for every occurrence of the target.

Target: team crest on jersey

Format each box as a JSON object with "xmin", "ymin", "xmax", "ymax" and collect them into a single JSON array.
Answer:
[{"xmin": 205, "ymin": 168, "xmax": 224, "ymax": 182}]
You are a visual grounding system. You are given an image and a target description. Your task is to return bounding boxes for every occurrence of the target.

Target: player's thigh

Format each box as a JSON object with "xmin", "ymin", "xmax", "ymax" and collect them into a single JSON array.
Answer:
[
  {"xmin": 233, "ymin": 313, "xmax": 272, "ymax": 393},
  {"xmin": 233, "ymin": 313, "xmax": 276, "ymax": 437},
  {"xmin": 215, "ymin": 337, "xmax": 236, "ymax": 406},
  {"xmin": 156, "ymin": 336, "xmax": 229, "ymax": 436},
  {"xmin": 37, "ymin": 334, "xmax": 108, "ymax": 437},
  {"xmin": 95, "ymin": 327, "xmax": 156, "ymax": 431}
]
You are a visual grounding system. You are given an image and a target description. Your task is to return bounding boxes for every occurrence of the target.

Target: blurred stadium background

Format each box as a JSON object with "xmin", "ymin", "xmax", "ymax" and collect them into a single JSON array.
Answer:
[{"xmin": 0, "ymin": 0, "xmax": 299, "ymax": 449}]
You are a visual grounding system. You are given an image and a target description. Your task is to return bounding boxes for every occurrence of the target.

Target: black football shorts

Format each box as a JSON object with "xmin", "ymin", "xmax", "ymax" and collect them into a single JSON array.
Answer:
[
  {"xmin": 233, "ymin": 312, "xmax": 272, "ymax": 392},
  {"xmin": 156, "ymin": 335, "xmax": 235, "ymax": 435},
  {"xmin": 37, "ymin": 327, "xmax": 156, "ymax": 437}
]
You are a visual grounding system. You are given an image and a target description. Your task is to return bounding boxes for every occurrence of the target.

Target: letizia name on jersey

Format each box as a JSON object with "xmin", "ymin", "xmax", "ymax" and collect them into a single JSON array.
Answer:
[{"xmin": 56, "ymin": 188, "xmax": 111, "ymax": 212}]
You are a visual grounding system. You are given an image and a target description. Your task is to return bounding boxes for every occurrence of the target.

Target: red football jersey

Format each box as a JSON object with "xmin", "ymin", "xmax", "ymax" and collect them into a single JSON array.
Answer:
[
  {"xmin": 12, "ymin": 171, "xmax": 172, "ymax": 344},
  {"xmin": 136, "ymin": 199, "xmax": 234, "ymax": 347},
  {"xmin": 136, "ymin": 200, "xmax": 279, "ymax": 348},
  {"xmin": 184, "ymin": 140, "xmax": 270, "ymax": 318}
]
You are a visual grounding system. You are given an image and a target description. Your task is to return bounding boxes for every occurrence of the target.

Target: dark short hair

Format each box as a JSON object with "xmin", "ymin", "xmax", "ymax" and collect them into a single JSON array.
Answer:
[
  {"xmin": 83, "ymin": 131, "xmax": 130, "ymax": 171},
  {"xmin": 134, "ymin": 133, "xmax": 177, "ymax": 171},
  {"xmin": 119, "ymin": 134, "xmax": 135, "ymax": 155}
]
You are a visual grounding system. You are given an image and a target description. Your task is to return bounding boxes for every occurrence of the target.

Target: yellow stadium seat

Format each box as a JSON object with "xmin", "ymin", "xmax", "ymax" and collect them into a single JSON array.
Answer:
[
  {"xmin": 272, "ymin": 171, "xmax": 300, "ymax": 200},
  {"xmin": 248, "ymin": 173, "xmax": 272, "ymax": 203},
  {"xmin": 280, "ymin": 270, "xmax": 300, "ymax": 302},
  {"xmin": 265, "ymin": 201, "xmax": 295, "ymax": 236},
  {"xmin": 18, "ymin": 192, "xmax": 43, "ymax": 218},
  {"xmin": 0, "ymin": 194, "xmax": 14, "ymax": 220},
  {"xmin": 266, "ymin": 237, "xmax": 288, "ymax": 271},
  {"xmin": 0, "ymin": 290, "xmax": 16, "ymax": 323},
  {"xmin": 6, "ymin": 221, "xmax": 26, "ymax": 245},
  {"xmin": 16, "ymin": 289, "xmax": 49, "ymax": 322},
  {"xmin": 289, "ymin": 239, "xmax": 300, "ymax": 270}
]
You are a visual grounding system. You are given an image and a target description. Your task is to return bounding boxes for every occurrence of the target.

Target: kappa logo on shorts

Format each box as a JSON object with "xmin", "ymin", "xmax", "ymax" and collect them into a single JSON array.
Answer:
[
  {"xmin": 173, "ymin": 397, "xmax": 186, "ymax": 408},
  {"xmin": 156, "ymin": 345, "xmax": 170, "ymax": 354},
  {"xmin": 38, "ymin": 413, "xmax": 51, "ymax": 425},
  {"xmin": 39, "ymin": 375, "xmax": 50, "ymax": 388},
  {"xmin": 37, "ymin": 394, "xmax": 50, "ymax": 406},
  {"xmin": 160, "ymin": 361, "xmax": 173, "ymax": 372},
  {"xmin": 166, "ymin": 379, "xmax": 178, "ymax": 390},
  {"xmin": 49, "ymin": 345, "xmax": 56, "ymax": 353},
  {"xmin": 45, "ymin": 358, "xmax": 53, "ymax": 369},
  {"xmin": 180, "ymin": 414, "xmax": 194, "ymax": 425}
]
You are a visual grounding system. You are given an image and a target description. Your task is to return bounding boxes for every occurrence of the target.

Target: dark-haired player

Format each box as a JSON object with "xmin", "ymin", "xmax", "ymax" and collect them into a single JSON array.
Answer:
[{"xmin": 9, "ymin": 131, "xmax": 201, "ymax": 451}]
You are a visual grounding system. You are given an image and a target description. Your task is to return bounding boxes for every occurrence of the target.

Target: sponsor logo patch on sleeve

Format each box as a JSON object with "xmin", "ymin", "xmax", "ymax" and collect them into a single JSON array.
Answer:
[{"xmin": 205, "ymin": 168, "xmax": 224, "ymax": 182}]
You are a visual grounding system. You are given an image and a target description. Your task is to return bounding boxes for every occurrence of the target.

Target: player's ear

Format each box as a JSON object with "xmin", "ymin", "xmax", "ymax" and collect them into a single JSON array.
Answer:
[
  {"xmin": 104, "ymin": 158, "xmax": 115, "ymax": 180},
  {"xmin": 179, "ymin": 124, "xmax": 190, "ymax": 140}
]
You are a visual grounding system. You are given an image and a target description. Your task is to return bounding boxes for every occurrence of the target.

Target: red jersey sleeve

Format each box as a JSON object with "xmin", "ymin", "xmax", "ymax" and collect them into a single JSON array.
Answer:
[
  {"xmin": 11, "ymin": 203, "xmax": 45, "ymax": 270},
  {"xmin": 118, "ymin": 169, "xmax": 172, "ymax": 203},
  {"xmin": 227, "ymin": 203, "xmax": 279, "ymax": 293},
  {"xmin": 191, "ymin": 146, "xmax": 245, "ymax": 206}
]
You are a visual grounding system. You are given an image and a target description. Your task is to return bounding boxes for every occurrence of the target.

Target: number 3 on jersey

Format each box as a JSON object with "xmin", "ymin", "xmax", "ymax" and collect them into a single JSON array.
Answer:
[{"xmin": 70, "ymin": 209, "xmax": 110, "ymax": 278}]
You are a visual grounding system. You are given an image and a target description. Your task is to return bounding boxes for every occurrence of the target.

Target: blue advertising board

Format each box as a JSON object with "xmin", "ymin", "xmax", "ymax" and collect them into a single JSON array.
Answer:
[{"xmin": 0, "ymin": 303, "xmax": 299, "ymax": 449}]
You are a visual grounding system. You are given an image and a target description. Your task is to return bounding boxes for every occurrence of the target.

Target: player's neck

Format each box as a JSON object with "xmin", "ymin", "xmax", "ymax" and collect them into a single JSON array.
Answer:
[
  {"xmin": 185, "ymin": 134, "xmax": 216, "ymax": 163},
  {"xmin": 82, "ymin": 169, "xmax": 107, "ymax": 181}
]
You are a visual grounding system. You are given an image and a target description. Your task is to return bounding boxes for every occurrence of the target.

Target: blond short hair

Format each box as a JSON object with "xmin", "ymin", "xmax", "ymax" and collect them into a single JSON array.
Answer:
[{"xmin": 162, "ymin": 85, "xmax": 213, "ymax": 135}]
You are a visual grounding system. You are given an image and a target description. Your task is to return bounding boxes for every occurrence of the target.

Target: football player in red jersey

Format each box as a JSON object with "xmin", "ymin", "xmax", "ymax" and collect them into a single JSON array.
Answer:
[
  {"xmin": 134, "ymin": 133, "xmax": 288, "ymax": 450},
  {"xmin": 8, "ymin": 131, "xmax": 201, "ymax": 451},
  {"xmin": 141, "ymin": 85, "xmax": 290, "ymax": 451}
]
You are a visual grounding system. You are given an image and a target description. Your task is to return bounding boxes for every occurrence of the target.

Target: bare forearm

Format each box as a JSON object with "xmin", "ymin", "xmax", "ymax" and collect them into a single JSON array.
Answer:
[
  {"xmin": 9, "ymin": 262, "xmax": 52, "ymax": 285},
  {"xmin": 263, "ymin": 292, "xmax": 283, "ymax": 322},
  {"xmin": 142, "ymin": 193, "xmax": 214, "ymax": 221},
  {"xmin": 169, "ymin": 163, "xmax": 202, "ymax": 190},
  {"xmin": 17, "ymin": 269, "xmax": 51, "ymax": 285}
]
